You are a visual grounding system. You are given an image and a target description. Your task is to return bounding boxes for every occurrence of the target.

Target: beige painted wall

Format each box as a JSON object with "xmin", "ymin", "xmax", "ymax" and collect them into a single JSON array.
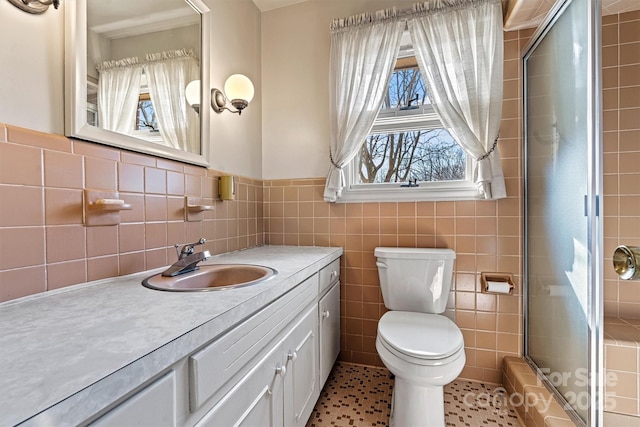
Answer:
[
  {"xmin": 208, "ymin": 0, "xmax": 263, "ymax": 179},
  {"xmin": 260, "ymin": 0, "xmax": 416, "ymax": 180},
  {"xmin": 0, "ymin": 0, "xmax": 64, "ymax": 135},
  {"xmin": 0, "ymin": 0, "xmax": 263, "ymax": 179}
]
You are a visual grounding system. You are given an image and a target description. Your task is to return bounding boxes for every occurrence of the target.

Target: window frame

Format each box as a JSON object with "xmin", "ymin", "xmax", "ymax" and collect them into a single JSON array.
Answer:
[{"xmin": 337, "ymin": 57, "xmax": 479, "ymax": 203}]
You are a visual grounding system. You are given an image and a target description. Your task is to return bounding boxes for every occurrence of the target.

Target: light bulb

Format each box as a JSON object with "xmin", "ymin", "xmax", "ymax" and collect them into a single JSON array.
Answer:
[
  {"xmin": 185, "ymin": 80, "xmax": 201, "ymax": 112},
  {"xmin": 224, "ymin": 74, "xmax": 254, "ymax": 104}
]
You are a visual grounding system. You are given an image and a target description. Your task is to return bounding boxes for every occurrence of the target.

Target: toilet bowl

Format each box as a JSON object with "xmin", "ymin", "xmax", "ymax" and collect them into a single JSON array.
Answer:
[{"xmin": 374, "ymin": 247, "xmax": 465, "ymax": 427}]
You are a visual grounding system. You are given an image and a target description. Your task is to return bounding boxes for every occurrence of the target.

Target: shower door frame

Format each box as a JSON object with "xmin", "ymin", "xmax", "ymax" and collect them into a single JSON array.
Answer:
[{"xmin": 521, "ymin": 0, "xmax": 603, "ymax": 426}]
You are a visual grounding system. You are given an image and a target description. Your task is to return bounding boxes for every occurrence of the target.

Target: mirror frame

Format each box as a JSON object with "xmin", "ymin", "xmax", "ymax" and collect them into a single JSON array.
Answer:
[{"xmin": 64, "ymin": 0, "xmax": 211, "ymax": 167}]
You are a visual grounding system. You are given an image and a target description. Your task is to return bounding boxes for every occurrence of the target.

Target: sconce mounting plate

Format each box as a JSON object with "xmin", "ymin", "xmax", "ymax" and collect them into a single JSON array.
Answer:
[
  {"xmin": 211, "ymin": 88, "xmax": 226, "ymax": 114},
  {"xmin": 7, "ymin": 0, "xmax": 57, "ymax": 14}
]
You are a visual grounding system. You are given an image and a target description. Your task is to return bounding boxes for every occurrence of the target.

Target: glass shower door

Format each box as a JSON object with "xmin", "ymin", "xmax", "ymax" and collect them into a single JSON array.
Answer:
[{"xmin": 523, "ymin": 0, "xmax": 602, "ymax": 425}]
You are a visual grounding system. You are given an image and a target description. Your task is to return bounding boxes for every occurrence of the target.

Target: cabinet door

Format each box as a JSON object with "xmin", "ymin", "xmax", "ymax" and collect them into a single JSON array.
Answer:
[
  {"xmin": 319, "ymin": 282, "xmax": 340, "ymax": 386},
  {"xmin": 194, "ymin": 344, "xmax": 285, "ymax": 427},
  {"xmin": 283, "ymin": 305, "xmax": 318, "ymax": 427}
]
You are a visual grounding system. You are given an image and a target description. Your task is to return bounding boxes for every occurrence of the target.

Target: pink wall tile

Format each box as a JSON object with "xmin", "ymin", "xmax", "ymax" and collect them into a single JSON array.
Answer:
[
  {"xmin": 44, "ymin": 150, "xmax": 83, "ymax": 189},
  {"xmin": 145, "ymin": 167, "xmax": 167, "ymax": 194},
  {"xmin": 0, "ymin": 227, "xmax": 45, "ymax": 270},
  {"xmin": 44, "ymin": 188, "xmax": 83, "ymax": 225},
  {"xmin": 119, "ymin": 252, "xmax": 145, "ymax": 275},
  {"xmin": 87, "ymin": 256, "xmax": 119, "ymax": 282},
  {"xmin": 47, "ymin": 260, "xmax": 87, "ymax": 290},
  {"xmin": 145, "ymin": 222, "xmax": 168, "ymax": 249},
  {"xmin": 85, "ymin": 157, "xmax": 117, "ymax": 191},
  {"xmin": 145, "ymin": 195, "xmax": 168, "ymax": 222},
  {"xmin": 0, "ymin": 266, "xmax": 46, "ymax": 302},
  {"xmin": 0, "ymin": 142, "xmax": 42, "ymax": 186},
  {"xmin": 119, "ymin": 223, "xmax": 145, "ymax": 253},
  {"xmin": 86, "ymin": 226, "xmax": 118, "ymax": 257},
  {"xmin": 118, "ymin": 163, "xmax": 144, "ymax": 193},
  {"xmin": 0, "ymin": 185, "xmax": 44, "ymax": 226},
  {"xmin": 46, "ymin": 225, "xmax": 86, "ymax": 263},
  {"xmin": 73, "ymin": 140, "xmax": 120, "ymax": 161},
  {"xmin": 121, "ymin": 151, "xmax": 155, "ymax": 167},
  {"xmin": 7, "ymin": 125, "xmax": 71, "ymax": 153}
]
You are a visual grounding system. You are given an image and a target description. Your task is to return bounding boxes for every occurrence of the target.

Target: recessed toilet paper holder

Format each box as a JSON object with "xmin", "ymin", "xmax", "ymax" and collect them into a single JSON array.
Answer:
[
  {"xmin": 480, "ymin": 272, "xmax": 514, "ymax": 294},
  {"xmin": 613, "ymin": 245, "xmax": 640, "ymax": 280}
]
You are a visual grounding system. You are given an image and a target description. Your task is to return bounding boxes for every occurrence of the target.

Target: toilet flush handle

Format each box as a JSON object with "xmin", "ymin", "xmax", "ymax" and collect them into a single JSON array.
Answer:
[{"xmin": 376, "ymin": 261, "xmax": 388, "ymax": 269}]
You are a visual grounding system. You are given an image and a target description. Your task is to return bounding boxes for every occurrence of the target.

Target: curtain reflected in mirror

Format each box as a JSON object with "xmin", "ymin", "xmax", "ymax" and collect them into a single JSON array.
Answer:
[{"xmin": 86, "ymin": 0, "xmax": 201, "ymax": 154}]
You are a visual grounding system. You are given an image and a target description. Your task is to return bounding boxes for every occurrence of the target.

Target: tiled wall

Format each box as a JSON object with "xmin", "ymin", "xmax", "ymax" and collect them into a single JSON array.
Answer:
[
  {"xmin": 602, "ymin": 10, "xmax": 640, "ymax": 320},
  {"xmin": 262, "ymin": 28, "xmax": 533, "ymax": 384},
  {"xmin": 0, "ymin": 123, "xmax": 263, "ymax": 302},
  {"xmin": 601, "ymin": 11, "xmax": 640, "ymax": 418},
  {"xmin": 604, "ymin": 318, "xmax": 640, "ymax": 417}
]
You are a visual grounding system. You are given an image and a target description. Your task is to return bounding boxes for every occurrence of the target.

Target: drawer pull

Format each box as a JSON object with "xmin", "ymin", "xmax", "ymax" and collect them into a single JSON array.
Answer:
[
  {"xmin": 287, "ymin": 351, "xmax": 298, "ymax": 362},
  {"xmin": 322, "ymin": 310, "xmax": 330, "ymax": 319},
  {"xmin": 275, "ymin": 363, "xmax": 287, "ymax": 378},
  {"xmin": 330, "ymin": 270, "xmax": 338, "ymax": 279}
]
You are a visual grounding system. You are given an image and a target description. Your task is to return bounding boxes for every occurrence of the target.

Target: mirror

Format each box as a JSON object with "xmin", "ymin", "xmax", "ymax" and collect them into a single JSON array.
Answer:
[{"xmin": 65, "ymin": 0, "xmax": 210, "ymax": 167}]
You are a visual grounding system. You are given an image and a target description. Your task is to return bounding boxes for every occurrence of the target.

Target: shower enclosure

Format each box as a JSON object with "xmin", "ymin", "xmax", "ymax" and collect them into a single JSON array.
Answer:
[{"xmin": 523, "ymin": 0, "xmax": 603, "ymax": 425}]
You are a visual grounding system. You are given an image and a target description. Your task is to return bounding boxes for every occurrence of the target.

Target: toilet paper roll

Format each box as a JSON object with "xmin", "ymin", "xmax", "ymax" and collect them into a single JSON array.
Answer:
[{"xmin": 485, "ymin": 281, "xmax": 512, "ymax": 294}]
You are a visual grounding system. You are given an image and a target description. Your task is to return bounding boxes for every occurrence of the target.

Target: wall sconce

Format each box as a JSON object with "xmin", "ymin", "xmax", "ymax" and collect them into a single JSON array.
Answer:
[
  {"xmin": 185, "ymin": 80, "xmax": 201, "ymax": 113},
  {"xmin": 7, "ymin": 0, "xmax": 59, "ymax": 14},
  {"xmin": 211, "ymin": 74, "xmax": 254, "ymax": 115}
]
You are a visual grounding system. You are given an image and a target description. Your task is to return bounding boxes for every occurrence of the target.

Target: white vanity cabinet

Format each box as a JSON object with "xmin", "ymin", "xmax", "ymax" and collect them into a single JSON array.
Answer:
[{"xmin": 10, "ymin": 249, "xmax": 342, "ymax": 427}]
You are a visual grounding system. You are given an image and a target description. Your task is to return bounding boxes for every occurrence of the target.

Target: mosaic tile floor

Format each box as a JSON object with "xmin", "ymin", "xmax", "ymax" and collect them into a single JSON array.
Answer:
[{"xmin": 307, "ymin": 362, "xmax": 522, "ymax": 427}]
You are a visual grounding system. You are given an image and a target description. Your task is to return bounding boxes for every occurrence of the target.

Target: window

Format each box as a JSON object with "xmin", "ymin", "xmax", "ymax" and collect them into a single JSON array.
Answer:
[
  {"xmin": 133, "ymin": 88, "xmax": 163, "ymax": 144},
  {"xmin": 340, "ymin": 54, "xmax": 477, "ymax": 202},
  {"xmin": 136, "ymin": 93, "xmax": 158, "ymax": 132}
]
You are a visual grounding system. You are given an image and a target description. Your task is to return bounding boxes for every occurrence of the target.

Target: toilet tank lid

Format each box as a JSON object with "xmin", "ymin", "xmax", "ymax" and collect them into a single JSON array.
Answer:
[{"xmin": 374, "ymin": 247, "xmax": 456, "ymax": 260}]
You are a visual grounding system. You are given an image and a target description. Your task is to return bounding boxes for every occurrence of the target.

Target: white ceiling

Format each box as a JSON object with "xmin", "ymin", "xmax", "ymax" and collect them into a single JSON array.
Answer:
[
  {"xmin": 251, "ymin": 0, "xmax": 640, "ymax": 30},
  {"xmin": 87, "ymin": 0, "xmax": 199, "ymax": 39},
  {"xmin": 252, "ymin": 0, "xmax": 308, "ymax": 12}
]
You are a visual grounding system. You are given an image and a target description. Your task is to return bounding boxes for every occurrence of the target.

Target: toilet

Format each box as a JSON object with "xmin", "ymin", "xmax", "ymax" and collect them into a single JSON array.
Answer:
[{"xmin": 375, "ymin": 247, "xmax": 465, "ymax": 427}]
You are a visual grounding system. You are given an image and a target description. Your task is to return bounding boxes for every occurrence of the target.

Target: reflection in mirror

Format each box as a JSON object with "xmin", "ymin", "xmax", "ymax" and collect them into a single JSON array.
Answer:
[{"xmin": 65, "ymin": 0, "xmax": 210, "ymax": 167}]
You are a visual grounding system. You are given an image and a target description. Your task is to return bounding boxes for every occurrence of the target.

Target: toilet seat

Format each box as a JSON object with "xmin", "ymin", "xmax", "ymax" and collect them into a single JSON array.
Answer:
[{"xmin": 377, "ymin": 311, "xmax": 464, "ymax": 363}]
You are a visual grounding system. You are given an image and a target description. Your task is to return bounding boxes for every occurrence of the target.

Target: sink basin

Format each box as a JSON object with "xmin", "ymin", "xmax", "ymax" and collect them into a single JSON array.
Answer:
[{"xmin": 142, "ymin": 264, "xmax": 277, "ymax": 292}]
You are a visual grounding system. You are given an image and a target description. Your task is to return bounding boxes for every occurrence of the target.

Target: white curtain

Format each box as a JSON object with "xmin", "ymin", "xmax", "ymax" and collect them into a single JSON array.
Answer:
[
  {"xmin": 145, "ymin": 49, "xmax": 200, "ymax": 153},
  {"xmin": 323, "ymin": 10, "xmax": 406, "ymax": 202},
  {"xmin": 408, "ymin": 0, "xmax": 506, "ymax": 199},
  {"xmin": 97, "ymin": 57, "xmax": 142, "ymax": 135}
]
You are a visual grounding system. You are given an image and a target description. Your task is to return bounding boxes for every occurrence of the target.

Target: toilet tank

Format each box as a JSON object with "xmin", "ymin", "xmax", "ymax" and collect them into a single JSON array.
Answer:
[{"xmin": 374, "ymin": 247, "xmax": 456, "ymax": 314}]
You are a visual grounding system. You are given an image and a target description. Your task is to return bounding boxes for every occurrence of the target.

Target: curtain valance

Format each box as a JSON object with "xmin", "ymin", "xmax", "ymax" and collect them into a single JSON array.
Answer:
[{"xmin": 96, "ymin": 49, "xmax": 198, "ymax": 72}]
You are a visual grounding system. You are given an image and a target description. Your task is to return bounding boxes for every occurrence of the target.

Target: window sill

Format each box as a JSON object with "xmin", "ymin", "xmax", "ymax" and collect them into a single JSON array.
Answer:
[{"xmin": 336, "ymin": 183, "xmax": 481, "ymax": 203}]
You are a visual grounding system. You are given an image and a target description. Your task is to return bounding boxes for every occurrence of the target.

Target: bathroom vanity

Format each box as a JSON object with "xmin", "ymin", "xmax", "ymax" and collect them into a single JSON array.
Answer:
[{"xmin": 0, "ymin": 246, "xmax": 342, "ymax": 427}]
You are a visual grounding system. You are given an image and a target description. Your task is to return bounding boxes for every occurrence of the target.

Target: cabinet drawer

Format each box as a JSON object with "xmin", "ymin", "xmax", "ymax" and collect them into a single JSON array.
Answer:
[
  {"xmin": 319, "ymin": 258, "xmax": 340, "ymax": 295},
  {"xmin": 189, "ymin": 274, "xmax": 318, "ymax": 411},
  {"xmin": 90, "ymin": 372, "xmax": 176, "ymax": 427}
]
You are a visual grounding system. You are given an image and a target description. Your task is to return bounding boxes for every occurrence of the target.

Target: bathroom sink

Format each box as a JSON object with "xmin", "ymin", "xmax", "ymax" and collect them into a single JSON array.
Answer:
[{"xmin": 142, "ymin": 264, "xmax": 277, "ymax": 292}]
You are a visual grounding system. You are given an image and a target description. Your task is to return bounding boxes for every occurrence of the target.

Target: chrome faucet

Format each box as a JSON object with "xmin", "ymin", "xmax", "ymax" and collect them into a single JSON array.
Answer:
[{"xmin": 161, "ymin": 238, "xmax": 211, "ymax": 277}]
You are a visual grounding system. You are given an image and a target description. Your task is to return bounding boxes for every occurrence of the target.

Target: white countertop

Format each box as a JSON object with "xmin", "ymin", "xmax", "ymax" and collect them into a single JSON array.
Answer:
[{"xmin": 0, "ymin": 245, "xmax": 342, "ymax": 427}]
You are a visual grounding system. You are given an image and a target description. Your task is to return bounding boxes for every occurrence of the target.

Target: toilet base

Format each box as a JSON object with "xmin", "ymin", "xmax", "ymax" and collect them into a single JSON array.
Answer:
[{"xmin": 389, "ymin": 377, "xmax": 445, "ymax": 427}]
